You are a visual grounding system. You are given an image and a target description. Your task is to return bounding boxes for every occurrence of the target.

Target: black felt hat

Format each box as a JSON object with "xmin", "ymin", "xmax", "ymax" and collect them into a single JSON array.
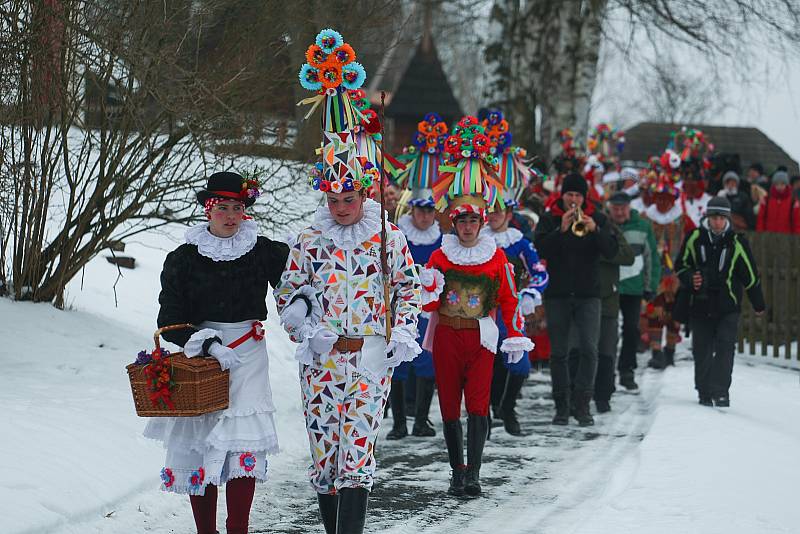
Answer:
[{"xmin": 196, "ymin": 171, "xmax": 256, "ymax": 207}]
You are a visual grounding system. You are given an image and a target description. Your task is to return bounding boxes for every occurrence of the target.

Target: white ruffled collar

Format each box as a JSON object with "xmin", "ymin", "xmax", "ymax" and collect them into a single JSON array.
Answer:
[
  {"xmin": 482, "ymin": 226, "xmax": 523, "ymax": 249},
  {"xmin": 440, "ymin": 233, "xmax": 497, "ymax": 266},
  {"xmin": 185, "ymin": 219, "xmax": 258, "ymax": 261},
  {"xmin": 397, "ymin": 214, "xmax": 441, "ymax": 246},
  {"xmin": 645, "ymin": 203, "xmax": 683, "ymax": 225},
  {"xmin": 311, "ymin": 197, "xmax": 384, "ymax": 251}
]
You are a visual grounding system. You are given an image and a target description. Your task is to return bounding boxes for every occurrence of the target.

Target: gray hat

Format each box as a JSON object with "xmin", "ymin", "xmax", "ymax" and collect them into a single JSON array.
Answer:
[
  {"xmin": 706, "ymin": 196, "xmax": 732, "ymax": 218},
  {"xmin": 772, "ymin": 170, "xmax": 790, "ymax": 185},
  {"xmin": 722, "ymin": 170, "xmax": 740, "ymax": 184},
  {"xmin": 608, "ymin": 191, "xmax": 631, "ymax": 205}
]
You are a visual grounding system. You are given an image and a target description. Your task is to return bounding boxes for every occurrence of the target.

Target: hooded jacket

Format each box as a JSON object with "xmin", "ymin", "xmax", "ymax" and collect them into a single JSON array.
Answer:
[
  {"xmin": 756, "ymin": 185, "xmax": 800, "ymax": 234},
  {"xmin": 618, "ymin": 209, "xmax": 661, "ymax": 297}
]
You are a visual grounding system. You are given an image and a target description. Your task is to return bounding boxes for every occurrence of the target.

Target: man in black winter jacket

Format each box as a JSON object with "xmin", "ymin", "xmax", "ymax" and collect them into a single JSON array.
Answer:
[
  {"xmin": 674, "ymin": 196, "xmax": 765, "ymax": 407},
  {"xmin": 535, "ymin": 173, "xmax": 619, "ymax": 426}
]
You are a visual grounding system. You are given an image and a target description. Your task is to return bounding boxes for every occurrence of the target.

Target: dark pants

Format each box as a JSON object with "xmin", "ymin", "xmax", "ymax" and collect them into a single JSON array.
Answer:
[
  {"xmin": 692, "ymin": 312, "xmax": 740, "ymax": 397},
  {"xmin": 546, "ymin": 297, "xmax": 601, "ymax": 397},
  {"xmin": 569, "ymin": 313, "xmax": 618, "ymax": 402},
  {"xmin": 618, "ymin": 294, "xmax": 642, "ymax": 378}
]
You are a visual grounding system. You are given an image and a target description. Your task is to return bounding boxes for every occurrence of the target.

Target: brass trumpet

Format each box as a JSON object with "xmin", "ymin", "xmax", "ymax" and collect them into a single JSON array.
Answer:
[{"xmin": 571, "ymin": 203, "xmax": 589, "ymax": 237}]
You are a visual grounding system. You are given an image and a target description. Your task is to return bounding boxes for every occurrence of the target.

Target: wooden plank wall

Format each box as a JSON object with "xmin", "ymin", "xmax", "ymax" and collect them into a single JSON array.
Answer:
[{"xmin": 737, "ymin": 232, "xmax": 800, "ymax": 361}]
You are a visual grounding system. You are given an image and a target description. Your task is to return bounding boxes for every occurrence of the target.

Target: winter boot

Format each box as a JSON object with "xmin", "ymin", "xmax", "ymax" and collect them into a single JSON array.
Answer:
[
  {"xmin": 664, "ymin": 346, "xmax": 676, "ymax": 366},
  {"xmin": 595, "ymin": 399, "xmax": 611, "ymax": 413},
  {"xmin": 619, "ymin": 372, "xmax": 639, "ymax": 391},
  {"xmin": 411, "ymin": 377, "xmax": 436, "ymax": 437},
  {"xmin": 465, "ymin": 414, "xmax": 488, "ymax": 496},
  {"xmin": 443, "ymin": 419, "xmax": 465, "ymax": 496},
  {"xmin": 335, "ymin": 488, "xmax": 368, "ymax": 534},
  {"xmin": 713, "ymin": 395, "xmax": 730, "ymax": 407},
  {"xmin": 386, "ymin": 380, "xmax": 407, "ymax": 440},
  {"xmin": 317, "ymin": 493, "xmax": 338, "ymax": 534},
  {"xmin": 499, "ymin": 373, "xmax": 526, "ymax": 436},
  {"xmin": 698, "ymin": 395, "xmax": 713, "ymax": 406},
  {"xmin": 572, "ymin": 391, "xmax": 594, "ymax": 427},
  {"xmin": 647, "ymin": 349, "xmax": 666, "ymax": 370},
  {"xmin": 552, "ymin": 394, "xmax": 570, "ymax": 425}
]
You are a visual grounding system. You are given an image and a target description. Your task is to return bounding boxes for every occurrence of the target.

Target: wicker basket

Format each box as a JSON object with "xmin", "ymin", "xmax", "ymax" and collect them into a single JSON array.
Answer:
[{"xmin": 127, "ymin": 323, "xmax": 230, "ymax": 417}]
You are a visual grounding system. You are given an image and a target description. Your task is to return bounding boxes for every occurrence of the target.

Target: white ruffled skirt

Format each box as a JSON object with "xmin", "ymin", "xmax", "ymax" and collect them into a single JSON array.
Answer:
[{"xmin": 143, "ymin": 320, "xmax": 279, "ymax": 495}]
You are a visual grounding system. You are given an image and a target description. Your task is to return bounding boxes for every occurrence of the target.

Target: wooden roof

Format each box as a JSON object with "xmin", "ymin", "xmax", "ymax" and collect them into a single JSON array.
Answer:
[{"xmin": 621, "ymin": 122, "xmax": 799, "ymax": 175}]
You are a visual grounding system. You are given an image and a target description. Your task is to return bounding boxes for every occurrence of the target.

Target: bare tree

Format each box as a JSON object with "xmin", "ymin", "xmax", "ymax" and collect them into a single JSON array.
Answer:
[{"xmin": 0, "ymin": 0, "xmax": 313, "ymax": 307}]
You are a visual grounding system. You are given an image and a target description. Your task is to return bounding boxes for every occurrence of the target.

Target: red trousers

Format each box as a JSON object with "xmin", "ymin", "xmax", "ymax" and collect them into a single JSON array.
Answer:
[
  {"xmin": 189, "ymin": 477, "xmax": 255, "ymax": 534},
  {"xmin": 432, "ymin": 324, "xmax": 494, "ymax": 421}
]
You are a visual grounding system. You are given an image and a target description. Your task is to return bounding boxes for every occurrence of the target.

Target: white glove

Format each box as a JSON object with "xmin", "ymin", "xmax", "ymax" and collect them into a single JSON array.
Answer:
[
  {"xmin": 208, "ymin": 342, "xmax": 243, "ymax": 371},
  {"xmin": 506, "ymin": 351, "xmax": 525, "ymax": 364},
  {"xmin": 384, "ymin": 340, "xmax": 418, "ymax": 367},
  {"xmin": 309, "ymin": 329, "xmax": 339, "ymax": 356},
  {"xmin": 281, "ymin": 299, "xmax": 309, "ymax": 332},
  {"xmin": 419, "ymin": 268, "xmax": 434, "ymax": 287}
]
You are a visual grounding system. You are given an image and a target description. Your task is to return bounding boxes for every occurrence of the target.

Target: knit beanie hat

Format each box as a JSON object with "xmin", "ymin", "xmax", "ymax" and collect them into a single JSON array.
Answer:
[
  {"xmin": 561, "ymin": 173, "xmax": 588, "ymax": 197},
  {"xmin": 772, "ymin": 170, "xmax": 790, "ymax": 185},
  {"xmin": 722, "ymin": 170, "xmax": 740, "ymax": 185},
  {"xmin": 706, "ymin": 196, "xmax": 732, "ymax": 218}
]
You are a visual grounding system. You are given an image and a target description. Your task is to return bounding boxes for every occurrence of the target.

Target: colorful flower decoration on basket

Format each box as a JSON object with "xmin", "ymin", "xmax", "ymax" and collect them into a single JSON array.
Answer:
[
  {"xmin": 135, "ymin": 347, "xmax": 175, "ymax": 410},
  {"xmin": 239, "ymin": 452, "xmax": 257, "ymax": 472},
  {"xmin": 432, "ymin": 115, "xmax": 505, "ymax": 212},
  {"xmin": 161, "ymin": 467, "xmax": 175, "ymax": 488},
  {"xmin": 298, "ymin": 29, "xmax": 367, "ymax": 133},
  {"xmin": 189, "ymin": 467, "xmax": 205, "ymax": 490}
]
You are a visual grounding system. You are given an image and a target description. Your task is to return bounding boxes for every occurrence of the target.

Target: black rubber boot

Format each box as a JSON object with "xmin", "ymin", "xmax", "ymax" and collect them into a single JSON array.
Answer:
[
  {"xmin": 317, "ymin": 493, "xmax": 338, "ymax": 534},
  {"xmin": 490, "ymin": 355, "xmax": 507, "ymax": 420},
  {"xmin": 500, "ymin": 373, "xmax": 526, "ymax": 436},
  {"xmin": 335, "ymin": 488, "xmax": 368, "ymax": 534},
  {"xmin": 412, "ymin": 377, "xmax": 436, "ymax": 437},
  {"xmin": 464, "ymin": 414, "xmax": 488, "ymax": 496},
  {"xmin": 713, "ymin": 395, "xmax": 730, "ymax": 407},
  {"xmin": 664, "ymin": 346, "xmax": 676, "ymax": 366},
  {"xmin": 595, "ymin": 399, "xmax": 611, "ymax": 413},
  {"xmin": 619, "ymin": 372, "xmax": 639, "ymax": 391},
  {"xmin": 647, "ymin": 349, "xmax": 666, "ymax": 370},
  {"xmin": 572, "ymin": 391, "xmax": 595, "ymax": 426},
  {"xmin": 386, "ymin": 380, "xmax": 407, "ymax": 440},
  {"xmin": 552, "ymin": 394, "xmax": 570, "ymax": 425},
  {"xmin": 698, "ymin": 395, "xmax": 713, "ymax": 406},
  {"xmin": 443, "ymin": 419, "xmax": 465, "ymax": 496}
]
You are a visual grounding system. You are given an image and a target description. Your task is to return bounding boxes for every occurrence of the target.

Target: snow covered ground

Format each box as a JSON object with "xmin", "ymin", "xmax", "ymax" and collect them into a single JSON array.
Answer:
[{"xmin": 1, "ymin": 223, "xmax": 799, "ymax": 534}]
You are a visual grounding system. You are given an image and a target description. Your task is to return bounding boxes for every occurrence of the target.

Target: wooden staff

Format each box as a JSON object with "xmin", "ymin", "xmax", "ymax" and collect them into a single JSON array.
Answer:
[{"xmin": 379, "ymin": 91, "xmax": 392, "ymax": 343}]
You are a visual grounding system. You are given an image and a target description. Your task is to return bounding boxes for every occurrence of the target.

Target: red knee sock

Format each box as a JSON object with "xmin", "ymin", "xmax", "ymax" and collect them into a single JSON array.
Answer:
[
  {"xmin": 189, "ymin": 484, "xmax": 217, "ymax": 534},
  {"xmin": 226, "ymin": 476, "xmax": 256, "ymax": 534}
]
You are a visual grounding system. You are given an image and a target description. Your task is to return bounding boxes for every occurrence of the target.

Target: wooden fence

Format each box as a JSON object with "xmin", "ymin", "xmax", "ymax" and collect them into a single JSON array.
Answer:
[{"xmin": 737, "ymin": 232, "xmax": 800, "ymax": 362}]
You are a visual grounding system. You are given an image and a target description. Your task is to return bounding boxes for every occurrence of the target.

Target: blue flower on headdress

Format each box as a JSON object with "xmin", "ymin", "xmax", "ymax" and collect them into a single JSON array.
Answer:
[
  {"xmin": 299, "ymin": 64, "xmax": 322, "ymax": 91},
  {"xmin": 316, "ymin": 29, "xmax": 343, "ymax": 54},
  {"xmin": 341, "ymin": 62, "xmax": 366, "ymax": 90},
  {"xmin": 424, "ymin": 112, "xmax": 443, "ymax": 124}
]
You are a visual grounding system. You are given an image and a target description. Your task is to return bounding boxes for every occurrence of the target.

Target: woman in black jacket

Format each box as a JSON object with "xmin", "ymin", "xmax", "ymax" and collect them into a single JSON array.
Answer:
[{"xmin": 145, "ymin": 172, "xmax": 289, "ymax": 534}]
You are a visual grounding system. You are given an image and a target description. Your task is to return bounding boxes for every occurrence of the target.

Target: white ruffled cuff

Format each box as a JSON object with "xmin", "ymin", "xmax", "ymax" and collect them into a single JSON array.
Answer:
[
  {"xmin": 294, "ymin": 323, "xmax": 328, "ymax": 365},
  {"xmin": 284, "ymin": 285, "xmax": 323, "ymax": 330},
  {"xmin": 500, "ymin": 336, "xmax": 535, "ymax": 354},
  {"xmin": 183, "ymin": 328, "xmax": 221, "ymax": 357},
  {"xmin": 387, "ymin": 323, "xmax": 423, "ymax": 366},
  {"xmin": 419, "ymin": 267, "xmax": 445, "ymax": 306},
  {"xmin": 519, "ymin": 288, "xmax": 542, "ymax": 315}
]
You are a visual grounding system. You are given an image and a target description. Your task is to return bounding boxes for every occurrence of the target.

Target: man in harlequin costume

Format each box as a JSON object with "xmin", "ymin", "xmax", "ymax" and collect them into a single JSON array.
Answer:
[
  {"xmin": 388, "ymin": 187, "xmax": 443, "ymax": 439},
  {"xmin": 277, "ymin": 29, "xmax": 421, "ymax": 534},
  {"xmin": 640, "ymin": 173, "xmax": 684, "ymax": 369},
  {"xmin": 418, "ymin": 116, "xmax": 534, "ymax": 497}
]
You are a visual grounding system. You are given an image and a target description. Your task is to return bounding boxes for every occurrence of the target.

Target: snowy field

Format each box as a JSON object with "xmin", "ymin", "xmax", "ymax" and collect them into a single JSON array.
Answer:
[{"xmin": 1, "ymin": 223, "xmax": 799, "ymax": 534}]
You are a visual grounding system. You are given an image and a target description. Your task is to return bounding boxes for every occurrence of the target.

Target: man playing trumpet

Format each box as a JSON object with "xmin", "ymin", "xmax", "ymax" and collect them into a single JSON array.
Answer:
[{"xmin": 534, "ymin": 173, "xmax": 619, "ymax": 426}]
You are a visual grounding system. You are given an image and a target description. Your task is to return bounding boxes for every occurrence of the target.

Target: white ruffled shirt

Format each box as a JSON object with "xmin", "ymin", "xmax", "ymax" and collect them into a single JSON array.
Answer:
[
  {"xmin": 644, "ymin": 203, "xmax": 683, "ymax": 226},
  {"xmin": 397, "ymin": 214, "xmax": 442, "ymax": 246},
  {"xmin": 481, "ymin": 226, "xmax": 523, "ymax": 249},
  {"xmin": 310, "ymin": 197, "xmax": 384, "ymax": 251},
  {"xmin": 185, "ymin": 219, "xmax": 258, "ymax": 261},
  {"xmin": 440, "ymin": 233, "xmax": 497, "ymax": 266}
]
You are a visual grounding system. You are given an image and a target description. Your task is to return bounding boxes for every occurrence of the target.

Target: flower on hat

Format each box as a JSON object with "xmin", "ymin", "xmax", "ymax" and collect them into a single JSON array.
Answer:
[{"xmin": 299, "ymin": 29, "xmax": 365, "ymax": 93}]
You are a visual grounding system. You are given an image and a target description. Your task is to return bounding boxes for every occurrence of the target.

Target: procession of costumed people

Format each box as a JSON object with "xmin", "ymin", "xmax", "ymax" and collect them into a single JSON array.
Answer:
[{"xmin": 129, "ymin": 25, "xmax": 773, "ymax": 534}]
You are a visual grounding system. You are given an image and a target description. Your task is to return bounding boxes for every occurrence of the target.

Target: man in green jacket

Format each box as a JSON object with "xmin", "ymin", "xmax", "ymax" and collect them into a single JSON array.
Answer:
[{"xmin": 608, "ymin": 192, "xmax": 661, "ymax": 392}]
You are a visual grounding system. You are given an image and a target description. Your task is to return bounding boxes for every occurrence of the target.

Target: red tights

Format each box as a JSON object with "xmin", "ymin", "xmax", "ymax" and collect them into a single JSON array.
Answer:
[{"xmin": 189, "ymin": 477, "xmax": 256, "ymax": 534}]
